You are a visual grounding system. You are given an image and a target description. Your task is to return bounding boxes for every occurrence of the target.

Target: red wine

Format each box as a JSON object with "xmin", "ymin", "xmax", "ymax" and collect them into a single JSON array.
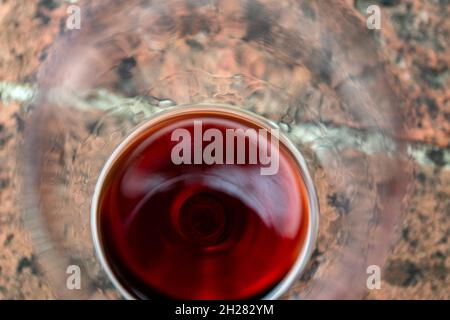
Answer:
[{"xmin": 94, "ymin": 107, "xmax": 312, "ymax": 299}]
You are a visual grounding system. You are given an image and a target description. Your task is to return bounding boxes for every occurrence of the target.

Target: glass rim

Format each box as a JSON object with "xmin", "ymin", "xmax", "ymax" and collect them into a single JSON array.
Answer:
[{"xmin": 90, "ymin": 102, "xmax": 320, "ymax": 300}]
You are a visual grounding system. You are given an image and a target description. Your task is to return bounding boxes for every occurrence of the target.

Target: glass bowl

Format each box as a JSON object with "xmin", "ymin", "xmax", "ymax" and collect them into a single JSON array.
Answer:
[{"xmin": 19, "ymin": 0, "xmax": 413, "ymax": 299}]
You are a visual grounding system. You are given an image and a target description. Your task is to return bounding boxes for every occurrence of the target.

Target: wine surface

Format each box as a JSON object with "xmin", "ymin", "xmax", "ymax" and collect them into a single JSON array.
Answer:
[{"xmin": 96, "ymin": 108, "xmax": 311, "ymax": 299}]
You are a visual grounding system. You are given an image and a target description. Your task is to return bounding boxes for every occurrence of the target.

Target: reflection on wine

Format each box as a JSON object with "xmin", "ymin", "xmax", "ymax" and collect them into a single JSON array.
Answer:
[{"xmin": 91, "ymin": 105, "xmax": 318, "ymax": 300}]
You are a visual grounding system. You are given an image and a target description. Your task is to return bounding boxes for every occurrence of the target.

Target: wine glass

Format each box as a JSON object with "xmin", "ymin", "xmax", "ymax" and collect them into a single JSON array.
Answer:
[{"xmin": 19, "ymin": 0, "xmax": 413, "ymax": 299}]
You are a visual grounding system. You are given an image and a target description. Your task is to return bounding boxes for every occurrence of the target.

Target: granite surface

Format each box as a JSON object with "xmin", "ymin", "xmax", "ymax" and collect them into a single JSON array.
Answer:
[{"xmin": 0, "ymin": 0, "xmax": 449, "ymax": 299}]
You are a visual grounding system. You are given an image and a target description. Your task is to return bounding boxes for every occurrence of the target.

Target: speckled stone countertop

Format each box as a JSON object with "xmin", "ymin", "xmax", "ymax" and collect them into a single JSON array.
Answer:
[{"xmin": 0, "ymin": 0, "xmax": 448, "ymax": 299}]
